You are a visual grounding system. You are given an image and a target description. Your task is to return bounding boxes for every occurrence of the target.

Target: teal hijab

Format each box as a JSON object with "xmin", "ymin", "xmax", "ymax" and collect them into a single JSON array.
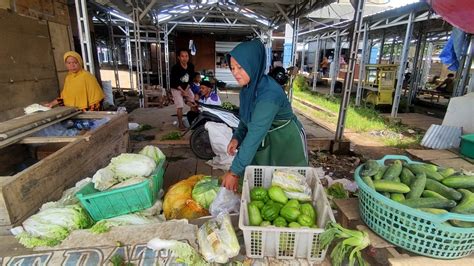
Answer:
[{"xmin": 228, "ymin": 39, "xmax": 283, "ymax": 123}]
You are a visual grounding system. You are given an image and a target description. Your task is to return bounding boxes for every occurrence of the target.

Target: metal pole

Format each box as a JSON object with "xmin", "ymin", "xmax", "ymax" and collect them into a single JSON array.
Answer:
[
  {"xmin": 107, "ymin": 12, "xmax": 121, "ymax": 95},
  {"xmin": 125, "ymin": 25, "xmax": 134, "ymax": 91},
  {"xmin": 330, "ymin": 30, "xmax": 341, "ymax": 96},
  {"xmin": 407, "ymin": 31, "xmax": 424, "ymax": 110},
  {"xmin": 145, "ymin": 30, "xmax": 151, "ymax": 85},
  {"xmin": 420, "ymin": 42, "xmax": 434, "ymax": 89},
  {"xmin": 164, "ymin": 24, "xmax": 171, "ymax": 93},
  {"xmin": 412, "ymin": 37, "xmax": 427, "ymax": 102},
  {"xmin": 265, "ymin": 29, "xmax": 273, "ymax": 74},
  {"xmin": 356, "ymin": 22, "xmax": 369, "ymax": 106},
  {"xmin": 391, "ymin": 11, "xmax": 415, "ymax": 118},
  {"xmin": 389, "ymin": 38, "xmax": 396, "ymax": 64},
  {"xmin": 157, "ymin": 28, "xmax": 163, "ymax": 88},
  {"xmin": 74, "ymin": 0, "xmax": 94, "ymax": 74},
  {"xmin": 300, "ymin": 41, "xmax": 306, "ymax": 73},
  {"xmin": 378, "ymin": 31, "xmax": 385, "ymax": 64},
  {"xmin": 335, "ymin": 0, "xmax": 365, "ymax": 141},
  {"xmin": 288, "ymin": 17, "xmax": 300, "ymax": 103},
  {"xmin": 133, "ymin": 8, "xmax": 144, "ymax": 108},
  {"xmin": 454, "ymin": 36, "xmax": 473, "ymax": 96},
  {"xmin": 312, "ymin": 35, "xmax": 321, "ymax": 91}
]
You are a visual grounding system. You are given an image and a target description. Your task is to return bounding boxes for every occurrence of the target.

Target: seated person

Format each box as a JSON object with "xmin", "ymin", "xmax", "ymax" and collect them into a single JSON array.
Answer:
[
  {"xmin": 198, "ymin": 81, "xmax": 222, "ymax": 106},
  {"xmin": 435, "ymin": 73, "xmax": 455, "ymax": 94},
  {"xmin": 191, "ymin": 72, "xmax": 202, "ymax": 101},
  {"xmin": 186, "ymin": 81, "xmax": 221, "ymax": 125}
]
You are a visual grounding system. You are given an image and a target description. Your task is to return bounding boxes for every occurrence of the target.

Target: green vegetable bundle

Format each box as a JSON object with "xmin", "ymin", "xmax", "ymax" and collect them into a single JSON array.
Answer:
[
  {"xmin": 320, "ymin": 222, "xmax": 370, "ymax": 266},
  {"xmin": 360, "ymin": 159, "xmax": 474, "ymax": 227}
]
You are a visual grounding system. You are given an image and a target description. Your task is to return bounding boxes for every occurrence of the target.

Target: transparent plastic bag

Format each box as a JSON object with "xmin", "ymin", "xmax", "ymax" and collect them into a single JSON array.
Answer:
[
  {"xmin": 272, "ymin": 169, "xmax": 312, "ymax": 200},
  {"xmin": 209, "ymin": 187, "xmax": 240, "ymax": 217},
  {"xmin": 197, "ymin": 213, "xmax": 240, "ymax": 263}
]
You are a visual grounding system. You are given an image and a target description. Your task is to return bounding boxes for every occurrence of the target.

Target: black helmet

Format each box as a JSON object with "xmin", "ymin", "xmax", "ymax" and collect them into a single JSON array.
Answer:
[{"xmin": 269, "ymin": 66, "xmax": 289, "ymax": 86}]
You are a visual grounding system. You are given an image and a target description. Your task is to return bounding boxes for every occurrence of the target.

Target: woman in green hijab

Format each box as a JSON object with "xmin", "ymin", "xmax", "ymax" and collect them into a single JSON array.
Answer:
[{"xmin": 222, "ymin": 39, "xmax": 308, "ymax": 191}]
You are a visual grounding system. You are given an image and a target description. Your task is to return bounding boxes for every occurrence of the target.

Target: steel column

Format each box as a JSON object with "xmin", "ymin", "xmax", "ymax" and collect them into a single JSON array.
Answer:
[
  {"xmin": 164, "ymin": 24, "xmax": 171, "ymax": 93},
  {"xmin": 378, "ymin": 32, "xmax": 385, "ymax": 64},
  {"xmin": 300, "ymin": 41, "xmax": 306, "ymax": 73},
  {"xmin": 125, "ymin": 25, "xmax": 134, "ymax": 91},
  {"xmin": 389, "ymin": 38, "xmax": 396, "ymax": 63},
  {"xmin": 420, "ymin": 42, "xmax": 434, "ymax": 89},
  {"xmin": 157, "ymin": 28, "xmax": 163, "ymax": 88},
  {"xmin": 330, "ymin": 30, "xmax": 341, "ymax": 96},
  {"xmin": 265, "ymin": 30, "xmax": 273, "ymax": 74},
  {"xmin": 335, "ymin": 0, "xmax": 366, "ymax": 141},
  {"xmin": 407, "ymin": 31, "xmax": 424, "ymax": 110},
  {"xmin": 74, "ymin": 0, "xmax": 94, "ymax": 74},
  {"xmin": 312, "ymin": 35, "xmax": 321, "ymax": 91},
  {"xmin": 454, "ymin": 36, "xmax": 473, "ymax": 96},
  {"xmin": 356, "ymin": 22, "xmax": 369, "ymax": 106},
  {"xmin": 107, "ymin": 12, "xmax": 121, "ymax": 94},
  {"xmin": 133, "ymin": 9, "xmax": 144, "ymax": 108},
  {"xmin": 288, "ymin": 18, "xmax": 300, "ymax": 103},
  {"xmin": 145, "ymin": 30, "xmax": 151, "ymax": 85},
  {"xmin": 391, "ymin": 12, "xmax": 415, "ymax": 118}
]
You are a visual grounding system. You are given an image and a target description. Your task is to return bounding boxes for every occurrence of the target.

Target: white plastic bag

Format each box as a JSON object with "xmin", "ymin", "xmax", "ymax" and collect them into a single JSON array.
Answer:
[
  {"xmin": 197, "ymin": 213, "xmax": 240, "ymax": 263},
  {"xmin": 209, "ymin": 187, "xmax": 240, "ymax": 217},
  {"xmin": 205, "ymin": 122, "xmax": 234, "ymax": 170},
  {"xmin": 272, "ymin": 169, "xmax": 312, "ymax": 201}
]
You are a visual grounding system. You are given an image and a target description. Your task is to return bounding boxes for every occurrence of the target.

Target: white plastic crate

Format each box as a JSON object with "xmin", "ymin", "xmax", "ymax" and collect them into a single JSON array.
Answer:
[{"xmin": 238, "ymin": 166, "xmax": 335, "ymax": 261}]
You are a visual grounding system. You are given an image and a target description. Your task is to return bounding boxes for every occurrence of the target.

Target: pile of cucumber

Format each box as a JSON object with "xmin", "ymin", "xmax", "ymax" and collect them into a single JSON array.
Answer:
[{"xmin": 360, "ymin": 159, "xmax": 474, "ymax": 228}]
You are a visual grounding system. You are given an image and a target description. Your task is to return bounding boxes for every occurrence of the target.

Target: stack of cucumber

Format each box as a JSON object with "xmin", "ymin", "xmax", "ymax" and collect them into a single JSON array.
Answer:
[{"xmin": 360, "ymin": 159, "xmax": 474, "ymax": 228}]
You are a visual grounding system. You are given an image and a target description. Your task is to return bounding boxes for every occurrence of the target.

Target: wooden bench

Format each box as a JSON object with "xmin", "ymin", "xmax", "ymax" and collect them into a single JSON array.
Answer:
[{"xmin": 144, "ymin": 85, "xmax": 166, "ymax": 108}]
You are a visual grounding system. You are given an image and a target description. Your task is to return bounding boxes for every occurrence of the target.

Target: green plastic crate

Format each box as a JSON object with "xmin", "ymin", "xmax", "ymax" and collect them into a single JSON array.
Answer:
[
  {"xmin": 76, "ymin": 159, "xmax": 165, "ymax": 221},
  {"xmin": 460, "ymin": 134, "xmax": 474, "ymax": 159},
  {"xmin": 355, "ymin": 155, "xmax": 474, "ymax": 259}
]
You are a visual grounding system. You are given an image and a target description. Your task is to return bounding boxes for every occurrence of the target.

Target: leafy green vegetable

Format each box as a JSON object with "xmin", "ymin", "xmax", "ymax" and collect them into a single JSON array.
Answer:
[
  {"xmin": 147, "ymin": 238, "xmax": 208, "ymax": 266},
  {"xmin": 326, "ymin": 183, "xmax": 349, "ymax": 200},
  {"xmin": 191, "ymin": 177, "xmax": 220, "ymax": 209},
  {"xmin": 17, "ymin": 205, "xmax": 92, "ymax": 248},
  {"xmin": 90, "ymin": 213, "xmax": 159, "ymax": 234},
  {"xmin": 139, "ymin": 145, "xmax": 166, "ymax": 164},
  {"xmin": 109, "ymin": 153, "xmax": 156, "ymax": 181},
  {"xmin": 320, "ymin": 222, "xmax": 370, "ymax": 266},
  {"xmin": 161, "ymin": 131, "xmax": 182, "ymax": 140}
]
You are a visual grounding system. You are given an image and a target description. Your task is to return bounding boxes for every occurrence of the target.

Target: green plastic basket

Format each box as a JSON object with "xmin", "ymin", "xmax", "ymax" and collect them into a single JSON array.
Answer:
[
  {"xmin": 460, "ymin": 134, "xmax": 474, "ymax": 159},
  {"xmin": 355, "ymin": 155, "xmax": 474, "ymax": 259},
  {"xmin": 76, "ymin": 159, "xmax": 165, "ymax": 221}
]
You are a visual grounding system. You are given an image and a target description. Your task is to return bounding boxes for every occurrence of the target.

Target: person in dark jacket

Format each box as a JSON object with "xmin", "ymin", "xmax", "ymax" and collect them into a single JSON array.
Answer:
[{"xmin": 170, "ymin": 49, "xmax": 195, "ymax": 130}]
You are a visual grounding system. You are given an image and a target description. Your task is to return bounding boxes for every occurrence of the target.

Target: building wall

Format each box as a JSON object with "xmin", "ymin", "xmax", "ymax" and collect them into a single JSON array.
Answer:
[
  {"xmin": 175, "ymin": 33, "xmax": 217, "ymax": 73},
  {"xmin": 0, "ymin": 0, "xmax": 71, "ymax": 122}
]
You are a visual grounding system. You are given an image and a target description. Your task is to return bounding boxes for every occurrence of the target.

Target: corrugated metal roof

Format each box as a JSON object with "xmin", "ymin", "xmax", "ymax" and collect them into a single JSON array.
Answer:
[{"xmin": 421, "ymin": 124, "xmax": 462, "ymax": 149}]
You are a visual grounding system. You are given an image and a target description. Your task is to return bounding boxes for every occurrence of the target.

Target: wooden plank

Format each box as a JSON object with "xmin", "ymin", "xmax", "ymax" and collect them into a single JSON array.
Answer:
[
  {"xmin": 430, "ymin": 158, "xmax": 474, "ymax": 172},
  {"xmin": 0, "ymin": 110, "xmax": 81, "ymax": 149},
  {"xmin": 0, "ymin": 113, "xmax": 129, "ymax": 226},
  {"xmin": 406, "ymin": 149, "xmax": 459, "ymax": 161},
  {"xmin": 196, "ymin": 159, "xmax": 213, "ymax": 175},
  {"xmin": 48, "ymin": 21, "xmax": 71, "ymax": 89},
  {"xmin": 0, "ymin": 107, "xmax": 77, "ymax": 137},
  {"xmin": 75, "ymin": 111, "xmax": 121, "ymax": 119},
  {"xmin": 333, "ymin": 198, "xmax": 361, "ymax": 228},
  {"xmin": 307, "ymin": 138, "xmax": 332, "ymax": 151},
  {"xmin": 18, "ymin": 136, "xmax": 80, "ymax": 144}
]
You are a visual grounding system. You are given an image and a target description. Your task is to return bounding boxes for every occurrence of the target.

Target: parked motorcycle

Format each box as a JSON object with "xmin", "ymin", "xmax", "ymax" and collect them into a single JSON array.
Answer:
[{"xmin": 184, "ymin": 103, "xmax": 239, "ymax": 160}]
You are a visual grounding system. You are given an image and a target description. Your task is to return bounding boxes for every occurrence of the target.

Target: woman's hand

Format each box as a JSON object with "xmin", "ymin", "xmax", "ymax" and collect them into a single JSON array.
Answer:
[
  {"xmin": 222, "ymin": 171, "xmax": 239, "ymax": 192},
  {"xmin": 227, "ymin": 138, "xmax": 239, "ymax": 156}
]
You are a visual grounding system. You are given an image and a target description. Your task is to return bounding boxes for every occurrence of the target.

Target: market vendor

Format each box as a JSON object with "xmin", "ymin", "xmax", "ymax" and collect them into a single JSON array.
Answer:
[
  {"xmin": 222, "ymin": 39, "xmax": 308, "ymax": 191},
  {"xmin": 45, "ymin": 51, "xmax": 104, "ymax": 111}
]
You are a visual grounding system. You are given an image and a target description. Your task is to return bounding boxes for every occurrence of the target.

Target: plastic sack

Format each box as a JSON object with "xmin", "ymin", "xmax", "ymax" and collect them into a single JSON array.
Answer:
[
  {"xmin": 209, "ymin": 187, "xmax": 240, "ymax": 217},
  {"xmin": 163, "ymin": 175, "xmax": 209, "ymax": 220},
  {"xmin": 197, "ymin": 213, "xmax": 240, "ymax": 263},
  {"xmin": 205, "ymin": 122, "xmax": 234, "ymax": 170},
  {"xmin": 272, "ymin": 169, "xmax": 312, "ymax": 201}
]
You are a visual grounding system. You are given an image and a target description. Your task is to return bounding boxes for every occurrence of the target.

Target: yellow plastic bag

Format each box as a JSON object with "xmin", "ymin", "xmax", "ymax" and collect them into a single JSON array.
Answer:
[{"xmin": 163, "ymin": 175, "xmax": 209, "ymax": 220}]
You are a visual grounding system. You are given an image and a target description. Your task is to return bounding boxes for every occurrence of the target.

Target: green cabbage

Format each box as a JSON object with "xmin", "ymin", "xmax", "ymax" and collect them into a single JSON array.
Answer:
[
  {"xmin": 139, "ymin": 145, "xmax": 166, "ymax": 164},
  {"xmin": 90, "ymin": 213, "xmax": 159, "ymax": 234},
  {"xmin": 191, "ymin": 177, "xmax": 220, "ymax": 209},
  {"xmin": 109, "ymin": 153, "xmax": 156, "ymax": 181},
  {"xmin": 92, "ymin": 167, "xmax": 117, "ymax": 191},
  {"xmin": 17, "ymin": 205, "xmax": 92, "ymax": 248}
]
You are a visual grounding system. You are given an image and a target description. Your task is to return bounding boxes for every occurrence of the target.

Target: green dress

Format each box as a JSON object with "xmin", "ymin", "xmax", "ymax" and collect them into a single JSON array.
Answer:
[{"xmin": 228, "ymin": 39, "xmax": 308, "ymax": 177}]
